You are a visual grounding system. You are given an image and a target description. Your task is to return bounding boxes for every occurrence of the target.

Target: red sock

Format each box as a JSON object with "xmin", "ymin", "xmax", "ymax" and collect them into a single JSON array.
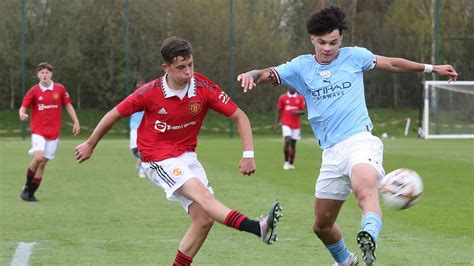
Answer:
[
  {"xmin": 29, "ymin": 178, "xmax": 42, "ymax": 195},
  {"xmin": 224, "ymin": 210, "xmax": 246, "ymax": 229},
  {"xmin": 26, "ymin": 168, "xmax": 35, "ymax": 185},
  {"xmin": 173, "ymin": 250, "xmax": 192, "ymax": 266},
  {"xmin": 27, "ymin": 168, "xmax": 35, "ymax": 178}
]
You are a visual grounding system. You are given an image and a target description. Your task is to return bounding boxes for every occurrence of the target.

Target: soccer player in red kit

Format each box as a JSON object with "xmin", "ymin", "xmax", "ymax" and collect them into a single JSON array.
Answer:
[
  {"xmin": 19, "ymin": 62, "xmax": 81, "ymax": 202},
  {"xmin": 274, "ymin": 87, "xmax": 305, "ymax": 170},
  {"xmin": 75, "ymin": 36, "xmax": 282, "ymax": 265}
]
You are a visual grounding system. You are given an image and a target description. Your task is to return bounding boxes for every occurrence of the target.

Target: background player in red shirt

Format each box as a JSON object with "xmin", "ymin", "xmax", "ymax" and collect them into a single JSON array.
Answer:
[
  {"xmin": 74, "ymin": 36, "xmax": 282, "ymax": 265},
  {"xmin": 274, "ymin": 87, "xmax": 305, "ymax": 170},
  {"xmin": 19, "ymin": 62, "xmax": 81, "ymax": 202}
]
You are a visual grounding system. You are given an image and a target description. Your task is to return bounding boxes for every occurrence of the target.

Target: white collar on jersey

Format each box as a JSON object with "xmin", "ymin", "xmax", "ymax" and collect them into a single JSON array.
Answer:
[
  {"xmin": 39, "ymin": 81, "xmax": 54, "ymax": 92},
  {"xmin": 287, "ymin": 92, "xmax": 297, "ymax": 98},
  {"xmin": 162, "ymin": 73, "xmax": 196, "ymax": 99}
]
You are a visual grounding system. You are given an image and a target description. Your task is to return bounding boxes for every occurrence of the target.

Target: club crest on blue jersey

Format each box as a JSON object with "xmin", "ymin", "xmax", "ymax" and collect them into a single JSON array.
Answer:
[{"xmin": 320, "ymin": 70, "xmax": 331, "ymax": 78}]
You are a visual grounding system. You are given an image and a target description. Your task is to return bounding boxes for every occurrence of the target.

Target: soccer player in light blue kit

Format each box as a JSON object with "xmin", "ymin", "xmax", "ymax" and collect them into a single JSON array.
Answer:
[
  {"xmin": 238, "ymin": 6, "xmax": 457, "ymax": 266},
  {"xmin": 129, "ymin": 79, "xmax": 145, "ymax": 178}
]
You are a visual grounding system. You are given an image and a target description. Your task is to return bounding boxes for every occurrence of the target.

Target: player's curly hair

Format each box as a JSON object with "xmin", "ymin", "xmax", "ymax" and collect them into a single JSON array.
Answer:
[
  {"xmin": 160, "ymin": 36, "xmax": 193, "ymax": 65},
  {"xmin": 306, "ymin": 6, "xmax": 348, "ymax": 36}
]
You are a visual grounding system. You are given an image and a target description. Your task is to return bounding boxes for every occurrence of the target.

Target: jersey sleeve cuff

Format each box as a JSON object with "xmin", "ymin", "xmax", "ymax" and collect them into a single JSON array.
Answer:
[{"xmin": 270, "ymin": 67, "xmax": 281, "ymax": 86}]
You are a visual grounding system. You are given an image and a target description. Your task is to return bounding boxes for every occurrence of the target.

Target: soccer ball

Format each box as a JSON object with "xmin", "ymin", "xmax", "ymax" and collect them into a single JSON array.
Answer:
[{"xmin": 380, "ymin": 168, "xmax": 423, "ymax": 209}]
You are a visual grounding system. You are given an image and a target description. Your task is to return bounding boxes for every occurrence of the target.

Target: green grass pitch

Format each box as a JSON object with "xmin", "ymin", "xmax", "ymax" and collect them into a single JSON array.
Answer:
[{"xmin": 1, "ymin": 136, "xmax": 473, "ymax": 265}]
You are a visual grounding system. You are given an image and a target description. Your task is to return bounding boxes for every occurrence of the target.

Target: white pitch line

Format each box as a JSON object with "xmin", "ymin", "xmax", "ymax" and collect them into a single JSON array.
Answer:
[{"xmin": 11, "ymin": 242, "xmax": 36, "ymax": 266}]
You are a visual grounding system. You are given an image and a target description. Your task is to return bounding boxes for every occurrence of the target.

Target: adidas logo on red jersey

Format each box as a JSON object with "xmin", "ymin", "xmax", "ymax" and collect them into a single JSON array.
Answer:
[{"xmin": 158, "ymin": 108, "xmax": 168, "ymax": 115}]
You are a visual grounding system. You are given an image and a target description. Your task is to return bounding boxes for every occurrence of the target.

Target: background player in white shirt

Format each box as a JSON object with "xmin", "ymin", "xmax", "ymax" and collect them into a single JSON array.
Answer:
[{"xmin": 238, "ymin": 6, "xmax": 457, "ymax": 265}]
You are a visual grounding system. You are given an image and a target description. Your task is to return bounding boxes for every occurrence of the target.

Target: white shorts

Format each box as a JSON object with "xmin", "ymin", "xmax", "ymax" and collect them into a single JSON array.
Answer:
[
  {"xmin": 28, "ymin": 134, "xmax": 59, "ymax": 160},
  {"xmin": 129, "ymin": 129, "xmax": 138, "ymax": 149},
  {"xmin": 282, "ymin": 125, "xmax": 301, "ymax": 140},
  {"xmin": 142, "ymin": 152, "xmax": 214, "ymax": 213},
  {"xmin": 315, "ymin": 132, "xmax": 385, "ymax": 201}
]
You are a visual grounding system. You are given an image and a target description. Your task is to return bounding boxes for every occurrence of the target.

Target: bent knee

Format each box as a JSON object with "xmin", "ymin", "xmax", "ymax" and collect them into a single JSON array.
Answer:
[
  {"xmin": 192, "ymin": 214, "xmax": 214, "ymax": 232},
  {"xmin": 312, "ymin": 220, "xmax": 333, "ymax": 235},
  {"xmin": 33, "ymin": 155, "xmax": 48, "ymax": 164},
  {"xmin": 200, "ymin": 217, "xmax": 214, "ymax": 230}
]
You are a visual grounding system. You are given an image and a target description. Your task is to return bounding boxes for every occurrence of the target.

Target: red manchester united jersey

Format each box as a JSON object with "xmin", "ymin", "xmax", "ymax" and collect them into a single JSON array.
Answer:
[
  {"xmin": 277, "ymin": 92, "xmax": 306, "ymax": 129},
  {"xmin": 116, "ymin": 73, "xmax": 238, "ymax": 162},
  {"xmin": 21, "ymin": 82, "xmax": 72, "ymax": 139}
]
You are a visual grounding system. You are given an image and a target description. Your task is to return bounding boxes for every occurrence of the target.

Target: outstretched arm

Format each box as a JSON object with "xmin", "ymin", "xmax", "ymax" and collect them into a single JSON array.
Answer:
[
  {"xmin": 292, "ymin": 110, "xmax": 305, "ymax": 116},
  {"xmin": 65, "ymin": 103, "xmax": 81, "ymax": 136},
  {"xmin": 375, "ymin": 55, "xmax": 458, "ymax": 82},
  {"xmin": 229, "ymin": 108, "xmax": 256, "ymax": 176},
  {"xmin": 75, "ymin": 108, "xmax": 122, "ymax": 163},
  {"xmin": 237, "ymin": 68, "xmax": 278, "ymax": 92}
]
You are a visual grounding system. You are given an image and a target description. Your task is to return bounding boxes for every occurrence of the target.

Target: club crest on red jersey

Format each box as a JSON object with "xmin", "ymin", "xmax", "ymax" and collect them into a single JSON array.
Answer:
[
  {"xmin": 189, "ymin": 102, "xmax": 202, "ymax": 115},
  {"xmin": 53, "ymin": 92, "xmax": 60, "ymax": 100}
]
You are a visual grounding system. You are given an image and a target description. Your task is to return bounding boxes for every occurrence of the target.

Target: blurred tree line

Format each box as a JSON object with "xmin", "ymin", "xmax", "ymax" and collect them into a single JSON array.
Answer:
[{"xmin": 0, "ymin": 0, "xmax": 472, "ymax": 113}]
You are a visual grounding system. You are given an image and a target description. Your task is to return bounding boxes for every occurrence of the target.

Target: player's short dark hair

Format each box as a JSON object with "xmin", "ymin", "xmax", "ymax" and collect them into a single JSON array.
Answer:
[
  {"xmin": 306, "ymin": 6, "xmax": 348, "ymax": 36},
  {"xmin": 160, "ymin": 36, "xmax": 193, "ymax": 65},
  {"xmin": 36, "ymin": 62, "xmax": 53, "ymax": 73}
]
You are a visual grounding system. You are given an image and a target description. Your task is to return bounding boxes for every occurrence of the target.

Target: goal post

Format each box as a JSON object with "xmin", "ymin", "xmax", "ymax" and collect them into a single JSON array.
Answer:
[{"xmin": 421, "ymin": 81, "xmax": 474, "ymax": 139}]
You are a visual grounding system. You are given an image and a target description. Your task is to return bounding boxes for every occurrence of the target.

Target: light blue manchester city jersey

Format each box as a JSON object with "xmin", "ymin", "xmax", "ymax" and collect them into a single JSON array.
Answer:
[
  {"xmin": 274, "ymin": 47, "xmax": 376, "ymax": 149},
  {"xmin": 130, "ymin": 111, "xmax": 144, "ymax": 130}
]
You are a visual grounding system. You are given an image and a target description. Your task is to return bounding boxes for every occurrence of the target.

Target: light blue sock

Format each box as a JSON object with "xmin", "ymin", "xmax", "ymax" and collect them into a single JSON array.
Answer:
[
  {"xmin": 361, "ymin": 212, "xmax": 382, "ymax": 242},
  {"xmin": 326, "ymin": 238, "xmax": 350, "ymax": 263}
]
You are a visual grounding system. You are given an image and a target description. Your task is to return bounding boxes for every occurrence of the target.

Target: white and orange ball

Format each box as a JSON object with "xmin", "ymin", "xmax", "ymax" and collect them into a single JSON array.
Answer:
[{"xmin": 380, "ymin": 168, "xmax": 423, "ymax": 209}]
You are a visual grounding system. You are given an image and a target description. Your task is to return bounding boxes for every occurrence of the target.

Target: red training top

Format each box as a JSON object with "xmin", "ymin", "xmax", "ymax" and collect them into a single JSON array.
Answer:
[
  {"xmin": 21, "ymin": 82, "xmax": 72, "ymax": 139},
  {"xmin": 277, "ymin": 92, "xmax": 306, "ymax": 129},
  {"xmin": 116, "ymin": 73, "xmax": 238, "ymax": 162}
]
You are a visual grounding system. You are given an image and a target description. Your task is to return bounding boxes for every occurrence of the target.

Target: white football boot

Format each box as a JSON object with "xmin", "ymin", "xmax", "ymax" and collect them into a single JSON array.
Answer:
[{"xmin": 259, "ymin": 201, "xmax": 283, "ymax": 244}]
